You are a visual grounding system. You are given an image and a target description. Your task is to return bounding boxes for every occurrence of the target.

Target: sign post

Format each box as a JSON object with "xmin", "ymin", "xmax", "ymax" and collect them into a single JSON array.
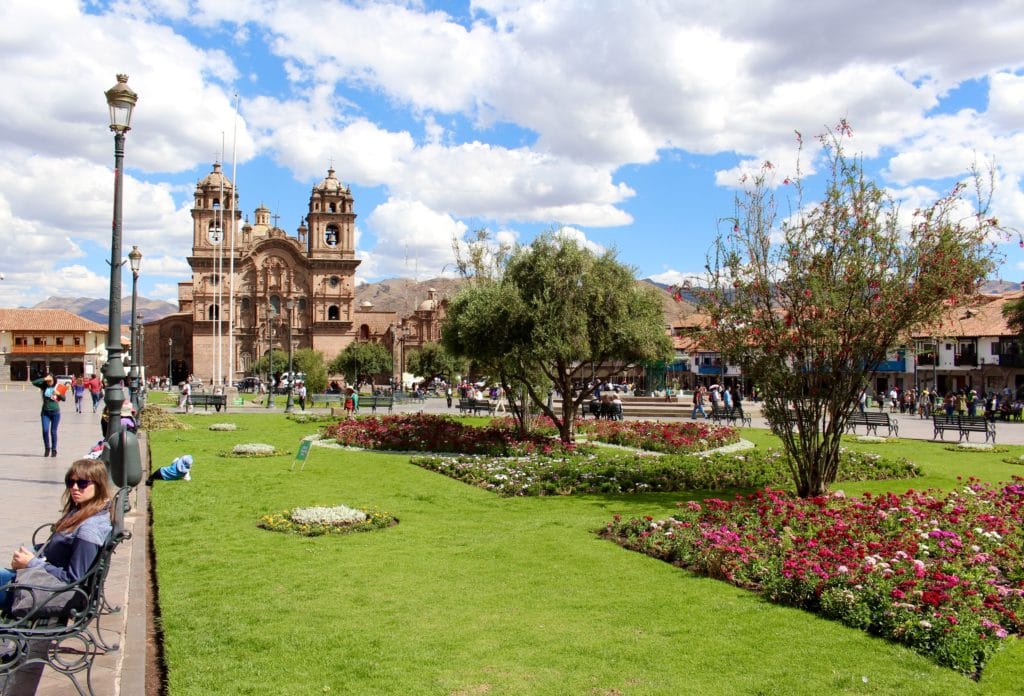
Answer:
[{"xmin": 291, "ymin": 438, "xmax": 313, "ymax": 472}]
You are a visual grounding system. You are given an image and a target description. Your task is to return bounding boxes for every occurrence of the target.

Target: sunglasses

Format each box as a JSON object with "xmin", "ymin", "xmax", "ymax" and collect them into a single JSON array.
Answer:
[{"xmin": 65, "ymin": 478, "xmax": 95, "ymax": 490}]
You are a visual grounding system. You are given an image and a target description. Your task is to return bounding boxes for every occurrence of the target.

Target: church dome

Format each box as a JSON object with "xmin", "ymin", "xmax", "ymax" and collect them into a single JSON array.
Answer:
[
  {"xmin": 313, "ymin": 167, "xmax": 348, "ymax": 194},
  {"xmin": 198, "ymin": 162, "xmax": 232, "ymax": 190},
  {"xmin": 418, "ymin": 287, "xmax": 438, "ymax": 311}
]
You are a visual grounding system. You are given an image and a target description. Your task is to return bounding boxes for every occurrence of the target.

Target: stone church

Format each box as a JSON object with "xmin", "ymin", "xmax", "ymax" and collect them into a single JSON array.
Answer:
[{"xmin": 143, "ymin": 163, "xmax": 442, "ymax": 387}]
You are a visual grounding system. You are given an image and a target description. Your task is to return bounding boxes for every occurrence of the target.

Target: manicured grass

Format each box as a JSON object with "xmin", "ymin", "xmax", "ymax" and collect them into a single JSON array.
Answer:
[{"xmin": 149, "ymin": 415, "xmax": 1024, "ymax": 695}]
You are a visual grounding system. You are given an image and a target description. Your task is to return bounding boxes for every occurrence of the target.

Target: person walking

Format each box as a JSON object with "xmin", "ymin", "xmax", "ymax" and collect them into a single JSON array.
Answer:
[
  {"xmin": 87, "ymin": 374, "xmax": 103, "ymax": 413},
  {"xmin": 691, "ymin": 385, "xmax": 707, "ymax": 419},
  {"xmin": 296, "ymin": 381, "xmax": 307, "ymax": 411},
  {"xmin": 32, "ymin": 373, "xmax": 65, "ymax": 457},
  {"xmin": 72, "ymin": 377, "xmax": 86, "ymax": 414}
]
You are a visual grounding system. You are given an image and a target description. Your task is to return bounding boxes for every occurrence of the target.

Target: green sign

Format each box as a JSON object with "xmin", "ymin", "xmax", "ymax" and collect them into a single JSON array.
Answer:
[{"xmin": 292, "ymin": 439, "xmax": 314, "ymax": 472}]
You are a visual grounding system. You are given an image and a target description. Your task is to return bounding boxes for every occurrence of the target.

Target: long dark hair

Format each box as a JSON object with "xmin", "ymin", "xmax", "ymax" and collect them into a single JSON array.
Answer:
[{"xmin": 55, "ymin": 459, "xmax": 113, "ymax": 533}]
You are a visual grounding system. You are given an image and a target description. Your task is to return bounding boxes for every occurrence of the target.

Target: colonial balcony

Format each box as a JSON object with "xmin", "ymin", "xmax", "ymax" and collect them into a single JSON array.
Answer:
[
  {"xmin": 954, "ymin": 353, "xmax": 977, "ymax": 367},
  {"xmin": 916, "ymin": 353, "xmax": 936, "ymax": 366},
  {"xmin": 10, "ymin": 345, "xmax": 87, "ymax": 355},
  {"xmin": 999, "ymin": 354, "xmax": 1024, "ymax": 368}
]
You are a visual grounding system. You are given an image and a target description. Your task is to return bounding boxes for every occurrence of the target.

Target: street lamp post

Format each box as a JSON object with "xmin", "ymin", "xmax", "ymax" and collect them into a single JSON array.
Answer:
[
  {"xmin": 266, "ymin": 304, "xmax": 276, "ymax": 409},
  {"xmin": 284, "ymin": 298, "xmax": 295, "ymax": 413},
  {"xmin": 128, "ymin": 245, "xmax": 142, "ymax": 412},
  {"xmin": 167, "ymin": 337, "xmax": 173, "ymax": 388},
  {"xmin": 103, "ymin": 74, "xmax": 138, "ymax": 438},
  {"xmin": 137, "ymin": 311, "xmax": 145, "ymax": 407}
]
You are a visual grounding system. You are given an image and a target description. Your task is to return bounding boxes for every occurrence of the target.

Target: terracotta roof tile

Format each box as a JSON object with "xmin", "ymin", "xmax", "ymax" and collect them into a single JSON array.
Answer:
[
  {"xmin": 0, "ymin": 308, "xmax": 107, "ymax": 332},
  {"xmin": 912, "ymin": 292, "xmax": 1023, "ymax": 338}
]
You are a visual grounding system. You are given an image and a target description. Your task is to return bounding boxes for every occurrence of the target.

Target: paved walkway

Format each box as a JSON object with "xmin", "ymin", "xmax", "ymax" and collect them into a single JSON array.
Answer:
[{"xmin": 0, "ymin": 387, "xmax": 146, "ymax": 696}]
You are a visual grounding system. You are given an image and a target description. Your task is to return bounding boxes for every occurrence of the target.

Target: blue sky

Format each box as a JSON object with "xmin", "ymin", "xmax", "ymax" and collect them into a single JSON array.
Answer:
[{"xmin": 0, "ymin": 0, "xmax": 1022, "ymax": 307}]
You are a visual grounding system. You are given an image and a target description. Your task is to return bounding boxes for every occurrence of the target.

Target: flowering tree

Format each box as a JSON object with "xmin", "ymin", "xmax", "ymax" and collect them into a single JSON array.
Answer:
[{"xmin": 695, "ymin": 124, "xmax": 1000, "ymax": 497}]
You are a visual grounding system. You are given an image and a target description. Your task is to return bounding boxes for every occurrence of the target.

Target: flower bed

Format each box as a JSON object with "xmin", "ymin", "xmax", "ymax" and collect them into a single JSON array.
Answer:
[
  {"xmin": 411, "ymin": 447, "xmax": 919, "ymax": 497},
  {"xmin": 601, "ymin": 479, "xmax": 1024, "ymax": 676},
  {"xmin": 259, "ymin": 504, "xmax": 396, "ymax": 536},
  {"xmin": 323, "ymin": 413, "xmax": 581, "ymax": 456},
  {"xmin": 209, "ymin": 423, "xmax": 237, "ymax": 431},
  {"xmin": 576, "ymin": 418, "xmax": 739, "ymax": 453}
]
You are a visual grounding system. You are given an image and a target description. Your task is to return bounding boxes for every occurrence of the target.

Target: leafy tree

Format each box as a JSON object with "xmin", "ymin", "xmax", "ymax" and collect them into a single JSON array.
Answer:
[
  {"xmin": 444, "ymin": 230, "xmax": 673, "ymax": 443},
  {"xmin": 1001, "ymin": 297, "xmax": 1024, "ymax": 339},
  {"xmin": 293, "ymin": 348, "xmax": 327, "ymax": 394},
  {"xmin": 696, "ymin": 124, "xmax": 1000, "ymax": 497},
  {"xmin": 328, "ymin": 341, "xmax": 392, "ymax": 384},
  {"xmin": 406, "ymin": 342, "xmax": 465, "ymax": 383},
  {"xmin": 252, "ymin": 349, "xmax": 288, "ymax": 380}
]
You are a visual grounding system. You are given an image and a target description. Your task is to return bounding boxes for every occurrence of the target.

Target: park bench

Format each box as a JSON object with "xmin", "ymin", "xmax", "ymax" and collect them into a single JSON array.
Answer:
[
  {"xmin": 189, "ymin": 392, "xmax": 227, "ymax": 412},
  {"xmin": 0, "ymin": 487, "xmax": 131, "ymax": 696},
  {"xmin": 846, "ymin": 410, "xmax": 899, "ymax": 437},
  {"xmin": 709, "ymin": 403, "xmax": 752, "ymax": 427},
  {"xmin": 932, "ymin": 414, "xmax": 996, "ymax": 443},
  {"xmin": 458, "ymin": 398, "xmax": 496, "ymax": 415},
  {"xmin": 310, "ymin": 393, "xmax": 344, "ymax": 408},
  {"xmin": 359, "ymin": 395, "xmax": 394, "ymax": 414}
]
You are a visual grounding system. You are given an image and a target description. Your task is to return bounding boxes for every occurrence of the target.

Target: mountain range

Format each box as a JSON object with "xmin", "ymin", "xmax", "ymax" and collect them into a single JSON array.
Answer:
[
  {"xmin": 26, "ymin": 278, "xmax": 694, "ymax": 327},
  {"xmin": 29, "ymin": 277, "xmax": 1018, "ymax": 328}
]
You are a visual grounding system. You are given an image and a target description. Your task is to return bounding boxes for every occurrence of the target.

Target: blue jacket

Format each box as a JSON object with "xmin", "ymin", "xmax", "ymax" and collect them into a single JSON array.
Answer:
[
  {"xmin": 159, "ymin": 454, "xmax": 193, "ymax": 481},
  {"xmin": 28, "ymin": 507, "xmax": 112, "ymax": 584}
]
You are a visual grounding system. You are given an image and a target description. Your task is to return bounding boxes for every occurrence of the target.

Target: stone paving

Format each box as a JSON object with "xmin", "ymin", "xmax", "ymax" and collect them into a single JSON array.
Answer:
[{"xmin": 0, "ymin": 385, "xmax": 146, "ymax": 696}]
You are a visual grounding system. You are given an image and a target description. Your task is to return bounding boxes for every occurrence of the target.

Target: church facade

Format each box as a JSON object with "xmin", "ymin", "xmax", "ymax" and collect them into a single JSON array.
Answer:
[{"xmin": 142, "ymin": 163, "xmax": 438, "ymax": 387}]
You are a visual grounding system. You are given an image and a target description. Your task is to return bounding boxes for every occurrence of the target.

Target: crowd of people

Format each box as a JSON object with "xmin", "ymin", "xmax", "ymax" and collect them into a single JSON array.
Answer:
[{"xmin": 861, "ymin": 385, "xmax": 1024, "ymax": 421}]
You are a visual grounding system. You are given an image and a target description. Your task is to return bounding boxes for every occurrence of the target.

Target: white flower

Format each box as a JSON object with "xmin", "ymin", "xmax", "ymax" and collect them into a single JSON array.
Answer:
[
  {"xmin": 290, "ymin": 505, "xmax": 368, "ymax": 526},
  {"xmin": 232, "ymin": 443, "xmax": 277, "ymax": 456}
]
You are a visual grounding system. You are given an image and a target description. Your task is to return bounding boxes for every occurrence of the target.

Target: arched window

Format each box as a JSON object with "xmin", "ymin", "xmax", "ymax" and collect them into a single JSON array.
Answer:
[
  {"xmin": 325, "ymin": 225, "xmax": 339, "ymax": 246},
  {"xmin": 269, "ymin": 295, "xmax": 281, "ymax": 314},
  {"xmin": 359, "ymin": 324, "xmax": 370, "ymax": 340},
  {"xmin": 329, "ymin": 202, "xmax": 337, "ymax": 213},
  {"xmin": 328, "ymin": 305, "xmax": 340, "ymax": 321},
  {"xmin": 240, "ymin": 297, "xmax": 251, "ymax": 313},
  {"xmin": 208, "ymin": 304, "xmax": 219, "ymax": 320},
  {"xmin": 298, "ymin": 298, "xmax": 307, "ymax": 312}
]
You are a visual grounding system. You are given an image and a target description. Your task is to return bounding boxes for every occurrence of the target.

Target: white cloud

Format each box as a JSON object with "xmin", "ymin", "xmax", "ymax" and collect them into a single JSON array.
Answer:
[
  {"xmin": 364, "ymin": 198, "xmax": 468, "ymax": 279},
  {"xmin": 647, "ymin": 269, "xmax": 707, "ymax": 287}
]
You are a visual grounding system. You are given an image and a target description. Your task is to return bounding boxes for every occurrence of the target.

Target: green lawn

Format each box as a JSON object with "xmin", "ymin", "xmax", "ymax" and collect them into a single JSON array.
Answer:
[{"xmin": 149, "ymin": 416, "xmax": 1024, "ymax": 695}]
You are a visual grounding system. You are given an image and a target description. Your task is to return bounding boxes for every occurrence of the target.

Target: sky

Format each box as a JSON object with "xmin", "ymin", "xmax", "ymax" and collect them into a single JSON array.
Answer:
[{"xmin": 1, "ymin": 0, "xmax": 1023, "ymax": 309}]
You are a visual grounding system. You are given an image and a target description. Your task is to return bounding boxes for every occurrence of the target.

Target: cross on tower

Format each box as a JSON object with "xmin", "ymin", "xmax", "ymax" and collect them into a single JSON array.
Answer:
[{"xmin": 271, "ymin": 212, "xmax": 280, "ymax": 227}]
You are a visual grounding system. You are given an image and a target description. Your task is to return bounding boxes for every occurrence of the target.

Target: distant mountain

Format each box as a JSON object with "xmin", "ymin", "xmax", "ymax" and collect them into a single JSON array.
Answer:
[
  {"xmin": 354, "ymin": 277, "xmax": 465, "ymax": 315},
  {"xmin": 32, "ymin": 296, "xmax": 180, "ymax": 324},
  {"xmin": 982, "ymin": 279, "xmax": 1022, "ymax": 294},
  {"xmin": 354, "ymin": 276, "xmax": 694, "ymax": 328}
]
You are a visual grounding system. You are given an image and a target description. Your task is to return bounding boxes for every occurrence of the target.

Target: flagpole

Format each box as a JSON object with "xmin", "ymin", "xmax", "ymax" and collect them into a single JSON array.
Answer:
[
  {"xmin": 228, "ymin": 92, "xmax": 240, "ymax": 386},
  {"xmin": 217, "ymin": 135, "xmax": 225, "ymax": 388}
]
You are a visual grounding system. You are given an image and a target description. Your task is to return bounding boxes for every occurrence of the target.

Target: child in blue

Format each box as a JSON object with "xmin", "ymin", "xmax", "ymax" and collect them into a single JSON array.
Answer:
[{"xmin": 145, "ymin": 455, "xmax": 193, "ymax": 485}]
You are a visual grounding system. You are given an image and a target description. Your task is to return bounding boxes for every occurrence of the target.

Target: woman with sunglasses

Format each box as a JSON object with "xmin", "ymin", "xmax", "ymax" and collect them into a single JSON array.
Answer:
[{"xmin": 0, "ymin": 459, "xmax": 113, "ymax": 613}]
